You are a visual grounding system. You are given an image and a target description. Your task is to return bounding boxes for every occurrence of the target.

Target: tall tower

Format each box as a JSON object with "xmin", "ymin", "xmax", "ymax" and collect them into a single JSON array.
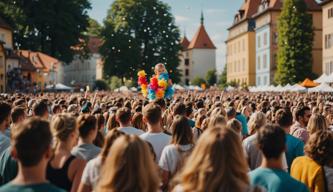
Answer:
[{"xmin": 178, "ymin": 12, "xmax": 216, "ymax": 85}]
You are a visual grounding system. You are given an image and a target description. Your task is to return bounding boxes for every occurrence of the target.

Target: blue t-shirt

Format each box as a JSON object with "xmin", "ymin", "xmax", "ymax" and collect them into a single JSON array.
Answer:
[
  {"xmin": 285, "ymin": 134, "xmax": 304, "ymax": 170},
  {"xmin": 188, "ymin": 119, "xmax": 195, "ymax": 128},
  {"xmin": 236, "ymin": 113, "xmax": 248, "ymax": 136},
  {"xmin": 250, "ymin": 168, "xmax": 309, "ymax": 192},
  {"xmin": 0, "ymin": 183, "xmax": 65, "ymax": 192}
]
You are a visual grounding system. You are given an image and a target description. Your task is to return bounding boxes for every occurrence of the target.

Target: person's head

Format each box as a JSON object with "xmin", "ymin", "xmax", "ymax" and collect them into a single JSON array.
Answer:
[
  {"xmin": 52, "ymin": 104, "xmax": 61, "ymax": 115},
  {"xmin": 170, "ymin": 115, "xmax": 193, "ymax": 145},
  {"xmin": 106, "ymin": 113, "xmax": 119, "ymax": 131},
  {"xmin": 97, "ymin": 135, "xmax": 160, "ymax": 192},
  {"xmin": 132, "ymin": 112, "xmax": 146, "ymax": 131},
  {"xmin": 77, "ymin": 114, "xmax": 97, "ymax": 141},
  {"xmin": 227, "ymin": 119, "xmax": 242, "ymax": 136},
  {"xmin": 51, "ymin": 114, "xmax": 78, "ymax": 148},
  {"xmin": 11, "ymin": 107, "xmax": 26, "ymax": 124},
  {"xmin": 11, "ymin": 117, "xmax": 52, "ymax": 168},
  {"xmin": 257, "ymin": 124, "xmax": 286, "ymax": 160},
  {"xmin": 143, "ymin": 103, "xmax": 162, "ymax": 126},
  {"xmin": 100, "ymin": 129, "xmax": 125, "ymax": 164},
  {"xmin": 32, "ymin": 101, "xmax": 49, "ymax": 119},
  {"xmin": 208, "ymin": 115, "xmax": 227, "ymax": 129},
  {"xmin": 307, "ymin": 114, "xmax": 328, "ymax": 135},
  {"xmin": 0, "ymin": 101, "xmax": 11, "ymax": 130},
  {"xmin": 195, "ymin": 114, "xmax": 206, "ymax": 128},
  {"xmin": 154, "ymin": 98, "xmax": 166, "ymax": 111},
  {"xmin": 173, "ymin": 103, "xmax": 186, "ymax": 116},
  {"xmin": 295, "ymin": 106, "xmax": 311, "ymax": 127},
  {"xmin": 95, "ymin": 114, "xmax": 105, "ymax": 131},
  {"xmin": 226, "ymin": 107, "xmax": 236, "ymax": 120},
  {"xmin": 116, "ymin": 107, "xmax": 132, "ymax": 126},
  {"xmin": 154, "ymin": 63, "xmax": 167, "ymax": 76},
  {"xmin": 304, "ymin": 130, "xmax": 333, "ymax": 166},
  {"xmin": 275, "ymin": 109, "xmax": 293, "ymax": 130},
  {"xmin": 177, "ymin": 127, "xmax": 249, "ymax": 192},
  {"xmin": 248, "ymin": 112, "xmax": 266, "ymax": 135}
]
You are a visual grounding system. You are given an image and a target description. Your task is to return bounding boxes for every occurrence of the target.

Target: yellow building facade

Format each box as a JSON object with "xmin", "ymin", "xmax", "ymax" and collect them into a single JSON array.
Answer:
[
  {"xmin": 0, "ymin": 17, "xmax": 13, "ymax": 92},
  {"xmin": 322, "ymin": 0, "xmax": 333, "ymax": 74}
]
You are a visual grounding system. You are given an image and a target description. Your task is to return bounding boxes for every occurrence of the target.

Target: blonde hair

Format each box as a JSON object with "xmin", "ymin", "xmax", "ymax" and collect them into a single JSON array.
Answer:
[
  {"xmin": 248, "ymin": 112, "xmax": 266, "ymax": 135},
  {"xmin": 50, "ymin": 114, "xmax": 77, "ymax": 146},
  {"xmin": 96, "ymin": 135, "xmax": 160, "ymax": 192},
  {"xmin": 307, "ymin": 114, "xmax": 328, "ymax": 135},
  {"xmin": 175, "ymin": 127, "xmax": 250, "ymax": 192},
  {"xmin": 227, "ymin": 119, "xmax": 242, "ymax": 135},
  {"xmin": 208, "ymin": 115, "xmax": 227, "ymax": 129}
]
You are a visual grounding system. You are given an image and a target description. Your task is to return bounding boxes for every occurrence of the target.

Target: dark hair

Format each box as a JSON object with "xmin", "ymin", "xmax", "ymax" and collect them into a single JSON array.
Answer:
[
  {"xmin": 77, "ymin": 114, "xmax": 97, "ymax": 138},
  {"xmin": 295, "ymin": 106, "xmax": 310, "ymax": 121},
  {"xmin": 173, "ymin": 103, "xmax": 186, "ymax": 116},
  {"xmin": 0, "ymin": 102, "xmax": 11, "ymax": 124},
  {"xmin": 11, "ymin": 107, "xmax": 26, "ymax": 123},
  {"xmin": 170, "ymin": 115, "xmax": 193, "ymax": 145},
  {"xmin": 226, "ymin": 107, "xmax": 236, "ymax": 118},
  {"xmin": 12, "ymin": 117, "xmax": 52, "ymax": 167},
  {"xmin": 154, "ymin": 98, "xmax": 166, "ymax": 110},
  {"xmin": 275, "ymin": 109, "xmax": 293, "ymax": 128},
  {"xmin": 305, "ymin": 130, "xmax": 333, "ymax": 166},
  {"xmin": 32, "ymin": 101, "xmax": 48, "ymax": 117},
  {"xmin": 196, "ymin": 100, "xmax": 204, "ymax": 109},
  {"xmin": 257, "ymin": 124, "xmax": 286, "ymax": 159},
  {"xmin": 185, "ymin": 103, "xmax": 193, "ymax": 117},
  {"xmin": 143, "ymin": 103, "xmax": 162, "ymax": 125},
  {"xmin": 116, "ymin": 107, "xmax": 132, "ymax": 124}
]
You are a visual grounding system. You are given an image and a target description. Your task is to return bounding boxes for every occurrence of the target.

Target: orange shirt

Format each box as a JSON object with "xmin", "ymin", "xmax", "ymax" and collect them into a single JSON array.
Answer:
[{"xmin": 291, "ymin": 156, "xmax": 325, "ymax": 192}]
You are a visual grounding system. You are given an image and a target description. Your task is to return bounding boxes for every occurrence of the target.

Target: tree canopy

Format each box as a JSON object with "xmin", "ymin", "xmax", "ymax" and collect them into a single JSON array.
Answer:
[
  {"xmin": 274, "ymin": 0, "xmax": 314, "ymax": 85},
  {"xmin": 0, "ymin": 0, "xmax": 91, "ymax": 62},
  {"xmin": 100, "ymin": 0, "xmax": 181, "ymax": 82}
]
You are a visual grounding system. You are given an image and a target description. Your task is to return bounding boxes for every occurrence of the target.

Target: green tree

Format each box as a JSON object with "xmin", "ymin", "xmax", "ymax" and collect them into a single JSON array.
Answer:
[
  {"xmin": 0, "ymin": 0, "xmax": 91, "ymax": 62},
  {"xmin": 274, "ymin": 0, "xmax": 314, "ymax": 85},
  {"xmin": 101, "ymin": 0, "xmax": 181, "ymax": 82},
  {"xmin": 86, "ymin": 18, "xmax": 102, "ymax": 36},
  {"xmin": 109, "ymin": 76, "xmax": 123, "ymax": 90},
  {"xmin": 218, "ymin": 65, "xmax": 228, "ymax": 88},
  {"xmin": 191, "ymin": 76, "xmax": 206, "ymax": 86},
  {"xmin": 94, "ymin": 80, "xmax": 109, "ymax": 90},
  {"xmin": 206, "ymin": 69, "xmax": 217, "ymax": 86}
]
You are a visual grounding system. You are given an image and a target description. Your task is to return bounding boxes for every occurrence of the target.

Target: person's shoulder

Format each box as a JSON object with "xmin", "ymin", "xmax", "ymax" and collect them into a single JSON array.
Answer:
[
  {"xmin": 286, "ymin": 175, "xmax": 309, "ymax": 192},
  {"xmin": 44, "ymin": 183, "xmax": 67, "ymax": 192},
  {"xmin": 287, "ymin": 134, "xmax": 304, "ymax": 145}
]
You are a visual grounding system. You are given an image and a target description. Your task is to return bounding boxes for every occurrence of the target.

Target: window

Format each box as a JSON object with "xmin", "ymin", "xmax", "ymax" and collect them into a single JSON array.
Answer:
[
  {"xmin": 264, "ymin": 76, "xmax": 268, "ymax": 85},
  {"xmin": 264, "ymin": 32, "xmax": 267, "ymax": 46},
  {"xmin": 258, "ymin": 36, "xmax": 261, "ymax": 48},
  {"xmin": 242, "ymin": 58, "xmax": 245, "ymax": 71},
  {"xmin": 185, "ymin": 69, "xmax": 189, "ymax": 76},
  {"xmin": 273, "ymin": 33, "xmax": 278, "ymax": 44},
  {"xmin": 257, "ymin": 56, "xmax": 261, "ymax": 70},
  {"xmin": 331, "ymin": 61, "xmax": 333, "ymax": 74},
  {"xmin": 328, "ymin": 8, "xmax": 333, "ymax": 19},
  {"xmin": 0, "ymin": 74, "xmax": 3, "ymax": 80},
  {"xmin": 263, "ymin": 54, "xmax": 267, "ymax": 69},
  {"xmin": 257, "ymin": 76, "xmax": 261, "ymax": 86},
  {"xmin": 234, "ymin": 62, "xmax": 236, "ymax": 73},
  {"xmin": 0, "ymin": 34, "xmax": 4, "ymax": 41},
  {"xmin": 185, "ymin": 59, "xmax": 189, "ymax": 66},
  {"xmin": 238, "ymin": 61, "xmax": 241, "ymax": 72},
  {"xmin": 325, "ymin": 34, "xmax": 333, "ymax": 49},
  {"xmin": 238, "ymin": 41, "xmax": 240, "ymax": 53},
  {"xmin": 243, "ymin": 39, "xmax": 245, "ymax": 51},
  {"xmin": 0, "ymin": 56, "xmax": 3, "ymax": 68},
  {"xmin": 185, "ymin": 79, "xmax": 189, "ymax": 85}
]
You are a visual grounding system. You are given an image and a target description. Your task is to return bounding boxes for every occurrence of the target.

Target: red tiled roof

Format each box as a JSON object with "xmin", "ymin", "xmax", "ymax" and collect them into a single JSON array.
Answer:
[
  {"xmin": 17, "ymin": 50, "xmax": 60, "ymax": 72},
  {"xmin": 0, "ymin": 16, "xmax": 11, "ymax": 30},
  {"xmin": 270, "ymin": 0, "xmax": 321, "ymax": 11},
  {"xmin": 188, "ymin": 25, "xmax": 216, "ymax": 49},
  {"xmin": 180, "ymin": 36, "xmax": 190, "ymax": 50},
  {"xmin": 229, "ymin": 0, "xmax": 261, "ymax": 29}
]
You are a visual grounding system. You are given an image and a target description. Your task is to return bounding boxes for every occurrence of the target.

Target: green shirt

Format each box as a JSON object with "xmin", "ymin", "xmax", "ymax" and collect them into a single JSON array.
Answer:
[
  {"xmin": 250, "ymin": 168, "xmax": 309, "ymax": 192},
  {"xmin": 0, "ymin": 183, "xmax": 65, "ymax": 192},
  {"xmin": 0, "ymin": 147, "xmax": 18, "ymax": 185}
]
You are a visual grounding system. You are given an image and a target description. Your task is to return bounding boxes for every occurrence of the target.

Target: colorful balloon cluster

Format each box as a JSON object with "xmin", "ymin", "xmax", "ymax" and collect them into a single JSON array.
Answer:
[{"xmin": 137, "ymin": 70, "xmax": 174, "ymax": 101}]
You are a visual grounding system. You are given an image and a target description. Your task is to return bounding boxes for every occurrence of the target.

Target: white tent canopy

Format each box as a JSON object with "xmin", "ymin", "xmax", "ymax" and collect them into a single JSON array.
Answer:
[
  {"xmin": 46, "ymin": 83, "xmax": 73, "ymax": 91},
  {"xmin": 314, "ymin": 74, "xmax": 329, "ymax": 83},
  {"xmin": 173, "ymin": 84, "xmax": 185, "ymax": 90},
  {"xmin": 308, "ymin": 83, "xmax": 333, "ymax": 93}
]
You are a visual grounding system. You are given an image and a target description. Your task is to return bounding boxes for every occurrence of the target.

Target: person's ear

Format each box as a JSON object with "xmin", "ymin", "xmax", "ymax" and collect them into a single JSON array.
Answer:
[
  {"xmin": 45, "ymin": 146, "xmax": 53, "ymax": 159},
  {"xmin": 10, "ymin": 147, "xmax": 18, "ymax": 160},
  {"xmin": 143, "ymin": 116, "xmax": 148, "ymax": 124}
]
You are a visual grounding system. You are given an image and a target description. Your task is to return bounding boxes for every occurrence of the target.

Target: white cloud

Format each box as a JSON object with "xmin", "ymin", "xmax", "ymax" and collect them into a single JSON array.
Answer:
[{"xmin": 175, "ymin": 15, "xmax": 190, "ymax": 23}]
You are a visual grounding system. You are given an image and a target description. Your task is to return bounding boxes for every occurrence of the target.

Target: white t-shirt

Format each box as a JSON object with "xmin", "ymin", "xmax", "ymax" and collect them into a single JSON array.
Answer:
[
  {"xmin": 140, "ymin": 132, "xmax": 171, "ymax": 162},
  {"xmin": 159, "ymin": 144, "xmax": 193, "ymax": 175},
  {"xmin": 118, "ymin": 127, "xmax": 145, "ymax": 136},
  {"xmin": 81, "ymin": 156, "xmax": 102, "ymax": 189}
]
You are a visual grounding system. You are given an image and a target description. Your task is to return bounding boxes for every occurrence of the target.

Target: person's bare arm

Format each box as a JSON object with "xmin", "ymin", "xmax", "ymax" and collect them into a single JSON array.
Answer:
[{"xmin": 70, "ymin": 158, "xmax": 87, "ymax": 192}]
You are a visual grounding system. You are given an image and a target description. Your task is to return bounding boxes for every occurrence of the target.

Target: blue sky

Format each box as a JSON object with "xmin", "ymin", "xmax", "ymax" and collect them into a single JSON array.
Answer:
[{"xmin": 88, "ymin": 0, "xmax": 243, "ymax": 73}]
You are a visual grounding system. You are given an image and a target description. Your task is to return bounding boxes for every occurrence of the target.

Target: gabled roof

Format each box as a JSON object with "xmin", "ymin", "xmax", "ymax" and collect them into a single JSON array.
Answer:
[
  {"xmin": 188, "ymin": 24, "xmax": 216, "ymax": 49},
  {"xmin": 255, "ymin": 0, "xmax": 320, "ymax": 15},
  {"xmin": 0, "ymin": 16, "xmax": 11, "ymax": 30},
  {"xmin": 17, "ymin": 50, "xmax": 60, "ymax": 72},
  {"xmin": 320, "ymin": 0, "xmax": 333, "ymax": 6},
  {"xmin": 180, "ymin": 36, "xmax": 190, "ymax": 50},
  {"xmin": 229, "ymin": 0, "xmax": 261, "ymax": 29}
]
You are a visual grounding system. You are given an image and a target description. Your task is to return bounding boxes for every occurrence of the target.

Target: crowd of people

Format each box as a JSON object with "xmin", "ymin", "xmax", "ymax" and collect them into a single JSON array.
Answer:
[{"xmin": 0, "ymin": 91, "xmax": 332, "ymax": 192}]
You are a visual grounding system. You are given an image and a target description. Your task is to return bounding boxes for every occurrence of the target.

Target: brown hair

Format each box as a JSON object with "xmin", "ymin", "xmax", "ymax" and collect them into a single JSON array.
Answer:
[
  {"xmin": 170, "ymin": 116, "xmax": 193, "ymax": 145},
  {"xmin": 11, "ymin": 107, "xmax": 26, "ymax": 123},
  {"xmin": 96, "ymin": 135, "xmax": 160, "ymax": 192},
  {"xmin": 116, "ymin": 107, "xmax": 132, "ymax": 124},
  {"xmin": 175, "ymin": 127, "xmax": 250, "ymax": 192},
  {"xmin": 307, "ymin": 114, "xmax": 328, "ymax": 135},
  {"xmin": 51, "ymin": 114, "xmax": 77, "ymax": 145},
  {"xmin": 227, "ymin": 119, "xmax": 242, "ymax": 134},
  {"xmin": 77, "ymin": 114, "xmax": 97, "ymax": 138},
  {"xmin": 106, "ymin": 113, "xmax": 119, "ymax": 131},
  {"xmin": 11, "ymin": 117, "xmax": 52, "ymax": 167},
  {"xmin": 304, "ymin": 130, "xmax": 333, "ymax": 166},
  {"xmin": 100, "ymin": 129, "xmax": 125, "ymax": 164},
  {"xmin": 208, "ymin": 115, "xmax": 227, "ymax": 129},
  {"xmin": 143, "ymin": 103, "xmax": 162, "ymax": 125},
  {"xmin": 132, "ymin": 112, "xmax": 146, "ymax": 131}
]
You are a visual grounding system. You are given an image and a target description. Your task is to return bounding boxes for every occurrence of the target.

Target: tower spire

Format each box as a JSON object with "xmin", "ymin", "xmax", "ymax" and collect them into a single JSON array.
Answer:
[{"xmin": 201, "ymin": 10, "xmax": 204, "ymax": 25}]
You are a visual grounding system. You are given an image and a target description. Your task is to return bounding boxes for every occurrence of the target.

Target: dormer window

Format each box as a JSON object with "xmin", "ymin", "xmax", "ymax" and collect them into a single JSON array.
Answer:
[{"xmin": 259, "ymin": 0, "xmax": 270, "ymax": 12}]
